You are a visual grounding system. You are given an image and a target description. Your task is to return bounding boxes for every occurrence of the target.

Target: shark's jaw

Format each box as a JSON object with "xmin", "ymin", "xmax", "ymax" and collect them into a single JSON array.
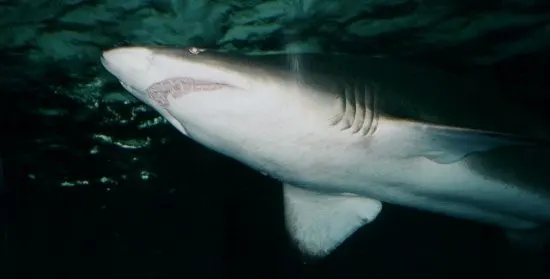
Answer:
[
  {"xmin": 100, "ymin": 47, "xmax": 257, "ymax": 138},
  {"xmin": 143, "ymin": 77, "xmax": 233, "ymax": 108},
  {"xmin": 100, "ymin": 46, "xmax": 253, "ymax": 93}
]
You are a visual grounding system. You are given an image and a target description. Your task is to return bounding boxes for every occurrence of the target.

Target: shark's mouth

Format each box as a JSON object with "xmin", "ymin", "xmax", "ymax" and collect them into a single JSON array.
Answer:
[{"xmin": 146, "ymin": 77, "xmax": 230, "ymax": 107}]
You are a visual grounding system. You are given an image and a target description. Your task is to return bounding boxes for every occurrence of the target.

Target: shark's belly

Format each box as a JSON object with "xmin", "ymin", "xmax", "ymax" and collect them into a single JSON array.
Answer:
[
  {"xmin": 242, "ymin": 124, "xmax": 550, "ymax": 230},
  {"xmin": 278, "ymin": 149, "xmax": 550, "ymax": 230},
  {"xmin": 369, "ymin": 158, "xmax": 550, "ymax": 229},
  {"xmin": 180, "ymin": 106, "xmax": 550, "ymax": 230}
]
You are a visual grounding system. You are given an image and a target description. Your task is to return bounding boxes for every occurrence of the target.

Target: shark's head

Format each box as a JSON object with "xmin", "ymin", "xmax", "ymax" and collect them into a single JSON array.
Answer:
[
  {"xmin": 100, "ymin": 46, "xmax": 260, "ymax": 107},
  {"xmin": 100, "ymin": 46, "xmax": 323, "ymax": 151},
  {"xmin": 101, "ymin": 46, "xmax": 273, "ymax": 136}
]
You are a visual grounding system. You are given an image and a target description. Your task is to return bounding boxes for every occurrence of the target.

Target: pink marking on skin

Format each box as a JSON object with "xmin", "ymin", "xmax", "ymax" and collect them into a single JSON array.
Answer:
[{"xmin": 146, "ymin": 77, "xmax": 227, "ymax": 107}]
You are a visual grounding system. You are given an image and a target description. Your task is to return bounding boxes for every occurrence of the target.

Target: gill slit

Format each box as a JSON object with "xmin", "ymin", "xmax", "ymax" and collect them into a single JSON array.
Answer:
[
  {"xmin": 351, "ymin": 83, "xmax": 365, "ymax": 133},
  {"xmin": 329, "ymin": 79, "xmax": 346, "ymax": 126},
  {"xmin": 364, "ymin": 82, "xmax": 378, "ymax": 136},
  {"xmin": 331, "ymin": 81, "xmax": 378, "ymax": 137},
  {"xmin": 344, "ymin": 82, "xmax": 356, "ymax": 130}
]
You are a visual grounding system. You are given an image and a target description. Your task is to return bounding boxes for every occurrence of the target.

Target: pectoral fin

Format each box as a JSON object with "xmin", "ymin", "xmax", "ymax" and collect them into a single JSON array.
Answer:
[
  {"xmin": 283, "ymin": 183, "xmax": 382, "ymax": 257},
  {"xmin": 408, "ymin": 123, "xmax": 539, "ymax": 164}
]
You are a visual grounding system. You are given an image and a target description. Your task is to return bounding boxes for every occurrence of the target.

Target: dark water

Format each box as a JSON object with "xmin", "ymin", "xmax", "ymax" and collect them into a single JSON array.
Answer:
[
  {"xmin": 2, "ymin": 1, "xmax": 550, "ymax": 276},
  {"xmin": 6, "ymin": 135, "xmax": 550, "ymax": 278}
]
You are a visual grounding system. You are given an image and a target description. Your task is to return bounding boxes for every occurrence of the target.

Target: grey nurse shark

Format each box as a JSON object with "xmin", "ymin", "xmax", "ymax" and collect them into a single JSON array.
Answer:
[{"xmin": 101, "ymin": 46, "xmax": 550, "ymax": 257}]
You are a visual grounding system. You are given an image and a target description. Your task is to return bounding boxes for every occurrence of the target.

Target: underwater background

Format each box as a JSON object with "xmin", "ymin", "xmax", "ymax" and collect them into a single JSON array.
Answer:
[{"xmin": 2, "ymin": 0, "xmax": 550, "ymax": 278}]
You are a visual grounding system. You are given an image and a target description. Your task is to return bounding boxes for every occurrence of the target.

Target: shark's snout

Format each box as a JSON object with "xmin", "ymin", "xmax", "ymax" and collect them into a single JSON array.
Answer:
[{"xmin": 102, "ymin": 47, "xmax": 153, "ymax": 73}]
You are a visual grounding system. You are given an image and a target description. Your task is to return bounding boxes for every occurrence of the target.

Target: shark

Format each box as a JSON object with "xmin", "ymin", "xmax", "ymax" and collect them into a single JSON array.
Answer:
[{"xmin": 100, "ymin": 46, "xmax": 550, "ymax": 257}]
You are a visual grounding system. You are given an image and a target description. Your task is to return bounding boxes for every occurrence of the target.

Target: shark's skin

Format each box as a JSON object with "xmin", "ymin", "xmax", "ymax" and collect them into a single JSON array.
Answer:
[{"xmin": 101, "ymin": 46, "xmax": 550, "ymax": 257}]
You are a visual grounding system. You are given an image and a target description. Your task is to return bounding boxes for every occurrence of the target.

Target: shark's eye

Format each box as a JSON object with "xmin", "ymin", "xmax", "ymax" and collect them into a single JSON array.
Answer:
[{"xmin": 188, "ymin": 47, "xmax": 204, "ymax": 55}]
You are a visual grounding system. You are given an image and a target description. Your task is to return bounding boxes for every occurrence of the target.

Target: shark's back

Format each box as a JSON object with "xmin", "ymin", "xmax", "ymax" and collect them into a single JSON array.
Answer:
[{"xmin": 286, "ymin": 54, "xmax": 550, "ymax": 140}]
